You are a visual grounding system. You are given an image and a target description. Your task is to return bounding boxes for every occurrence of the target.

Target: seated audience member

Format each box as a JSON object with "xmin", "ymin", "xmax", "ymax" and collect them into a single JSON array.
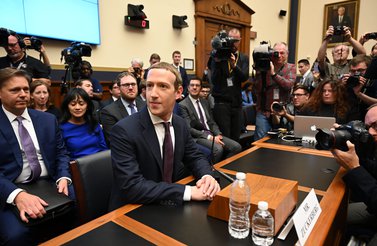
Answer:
[
  {"xmin": 331, "ymin": 104, "xmax": 377, "ymax": 243},
  {"xmin": 199, "ymin": 81, "xmax": 215, "ymax": 110},
  {"xmin": 241, "ymin": 81, "xmax": 256, "ymax": 106},
  {"xmin": 100, "ymin": 80, "xmax": 120, "ymax": 108},
  {"xmin": 317, "ymin": 26, "xmax": 366, "ymax": 81},
  {"xmin": 100, "ymin": 72, "xmax": 146, "ymax": 145},
  {"xmin": 296, "ymin": 59, "xmax": 314, "ymax": 90},
  {"xmin": 75, "ymin": 79, "xmax": 100, "ymax": 113},
  {"xmin": 298, "ymin": 80, "xmax": 359, "ymax": 124},
  {"xmin": 180, "ymin": 77, "xmax": 242, "ymax": 163},
  {"xmin": 0, "ymin": 68, "xmax": 71, "ymax": 245},
  {"xmin": 128, "ymin": 58, "xmax": 145, "ymax": 92},
  {"xmin": 108, "ymin": 62, "xmax": 220, "ymax": 209},
  {"xmin": 138, "ymin": 80, "xmax": 147, "ymax": 101},
  {"xmin": 0, "ymin": 32, "xmax": 51, "ymax": 84},
  {"xmin": 143, "ymin": 53, "xmax": 161, "ymax": 79},
  {"xmin": 78, "ymin": 60, "xmax": 103, "ymax": 101},
  {"xmin": 29, "ymin": 80, "xmax": 61, "ymax": 120},
  {"xmin": 341, "ymin": 54, "xmax": 377, "ymax": 120},
  {"xmin": 60, "ymin": 88, "xmax": 108, "ymax": 160},
  {"xmin": 271, "ymin": 84, "xmax": 310, "ymax": 131}
]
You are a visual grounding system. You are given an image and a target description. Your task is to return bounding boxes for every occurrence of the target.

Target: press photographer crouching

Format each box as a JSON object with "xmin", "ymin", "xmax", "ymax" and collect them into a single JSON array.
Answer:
[
  {"xmin": 208, "ymin": 28, "xmax": 249, "ymax": 141},
  {"xmin": 271, "ymin": 84, "xmax": 309, "ymax": 131},
  {"xmin": 0, "ymin": 28, "xmax": 51, "ymax": 84},
  {"xmin": 341, "ymin": 54, "xmax": 377, "ymax": 120},
  {"xmin": 328, "ymin": 105, "xmax": 377, "ymax": 243}
]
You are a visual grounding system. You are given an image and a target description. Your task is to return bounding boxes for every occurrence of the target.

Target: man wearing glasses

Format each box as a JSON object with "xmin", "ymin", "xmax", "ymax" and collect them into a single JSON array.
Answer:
[
  {"xmin": 271, "ymin": 84, "xmax": 310, "ymax": 131},
  {"xmin": 332, "ymin": 104, "xmax": 377, "ymax": 243},
  {"xmin": 100, "ymin": 71, "xmax": 146, "ymax": 145}
]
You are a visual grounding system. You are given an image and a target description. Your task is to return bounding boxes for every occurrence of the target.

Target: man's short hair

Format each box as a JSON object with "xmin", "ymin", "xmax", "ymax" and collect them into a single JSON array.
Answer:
[
  {"xmin": 131, "ymin": 58, "xmax": 143, "ymax": 68},
  {"xmin": 189, "ymin": 77, "xmax": 202, "ymax": 86},
  {"xmin": 149, "ymin": 53, "xmax": 161, "ymax": 62},
  {"xmin": 115, "ymin": 71, "xmax": 136, "ymax": 86},
  {"xmin": 172, "ymin": 50, "xmax": 181, "ymax": 57},
  {"xmin": 292, "ymin": 84, "xmax": 310, "ymax": 94},
  {"xmin": 298, "ymin": 59, "xmax": 310, "ymax": 66},
  {"xmin": 228, "ymin": 28, "xmax": 241, "ymax": 36},
  {"xmin": 74, "ymin": 78, "xmax": 92, "ymax": 87},
  {"xmin": 201, "ymin": 81, "xmax": 211, "ymax": 89},
  {"xmin": 108, "ymin": 80, "xmax": 117, "ymax": 90},
  {"xmin": 273, "ymin": 42, "xmax": 288, "ymax": 52},
  {"xmin": 0, "ymin": 68, "xmax": 31, "ymax": 88},
  {"xmin": 349, "ymin": 54, "xmax": 372, "ymax": 67},
  {"xmin": 149, "ymin": 62, "xmax": 182, "ymax": 90}
]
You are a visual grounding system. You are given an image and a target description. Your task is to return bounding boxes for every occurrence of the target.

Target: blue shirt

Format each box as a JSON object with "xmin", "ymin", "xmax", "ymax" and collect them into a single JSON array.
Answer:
[{"xmin": 60, "ymin": 122, "xmax": 108, "ymax": 160}]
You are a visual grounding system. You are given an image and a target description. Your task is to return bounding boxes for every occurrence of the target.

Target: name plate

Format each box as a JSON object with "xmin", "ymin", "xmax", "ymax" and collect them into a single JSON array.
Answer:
[{"xmin": 293, "ymin": 189, "xmax": 322, "ymax": 245}]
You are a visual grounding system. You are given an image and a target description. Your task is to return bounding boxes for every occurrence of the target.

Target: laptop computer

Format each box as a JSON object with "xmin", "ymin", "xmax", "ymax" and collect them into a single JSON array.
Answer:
[{"xmin": 294, "ymin": 115, "xmax": 336, "ymax": 142}]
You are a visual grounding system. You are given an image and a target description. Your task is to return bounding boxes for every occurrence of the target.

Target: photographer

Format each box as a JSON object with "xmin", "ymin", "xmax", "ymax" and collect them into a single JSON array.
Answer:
[
  {"xmin": 128, "ymin": 58, "xmax": 145, "ymax": 92},
  {"xmin": 341, "ymin": 55, "xmax": 377, "ymax": 120},
  {"xmin": 331, "ymin": 104, "xmax": 377, "ymax": 243},
  {"xmin": 317, "ymin": 26, "xmax": 366, "ymax": 81},
  {"xmin": 208, "ymin": 28, "xmax": 249, "ymax": 141},
  {"xmin": 352, "ymin": 32, "xmax": 377, "ymax": 58},
  {"xmin": 253, "ymin": 42, "xmax": 296, "ymax": 140},
  {"xmin": 271, "ymin": 84, "xmax": 309, "ymax": 131},
  {"xmin": 0, "ymin": 32, "xmax": 51, "ymax": 83}
]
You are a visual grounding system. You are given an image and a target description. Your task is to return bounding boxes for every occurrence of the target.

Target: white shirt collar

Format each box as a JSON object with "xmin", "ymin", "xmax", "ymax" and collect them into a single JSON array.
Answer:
[
  {"xmin": 2, "ymin": 105, "xmax": 30, "ymax": 123},
  {"xmin": 148, "ymin": 108, "xmax": 172, "ymax": 125}
]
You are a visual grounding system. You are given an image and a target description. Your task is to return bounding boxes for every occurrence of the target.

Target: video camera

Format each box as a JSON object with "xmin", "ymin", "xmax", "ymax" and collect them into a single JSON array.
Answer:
[
  {"xmin": 25, "ymin": 37, "xmax": 42, "ymax": 51},
  {"xmin": 365, "ymin": 32, "xmax": 377, "ymax": 40},
  {"xmin": 61, "ymin": 42, "xmax": 92, "ymax": 65},
  {"xmin": 210, "ymin": 30, "xmax": 239, "ymax": 61},
  {"xmin": 315, "ymin": 121, "xmax": 372, "ymax": 153},
  {"xmin": 252, "ymin": 41, "xmax": 279, "ymax": 71}
]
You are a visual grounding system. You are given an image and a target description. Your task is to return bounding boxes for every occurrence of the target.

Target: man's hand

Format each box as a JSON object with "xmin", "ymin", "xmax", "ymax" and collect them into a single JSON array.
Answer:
[
  {"xmin": 14, "ymin": 191, "xmax": 48, "ymax": 223},
  {"xmin": 211, "ymin": 135, "xmax": 224, "ymax": 146},
  {"xmin": 269, "ymin": 62, "xmax": 275, "ymax": 76},
  {"xmin": 353, "ymin": 76, "xmax": 367, "ymax": 95},
  {"xmin": 331, "ymin": 141, "xmax": 360, "ymax": 171},
  {"xmin": 192, "ymin": 176, "xmax": 221, "ymax": 201},
  {"xmin": 344, "ymin": 26, "xmax": 352, "ymax": 41},
  {"xmin": 229, "ymin": 53, "xmax": 236, "ymax": 68},
  {"xmin": 326, "ymin": 26, "xmax": 335, "ymax": 39},
  {"xmin": 57, "ymin": 178, "xmax": 69, "ymax": 196}
]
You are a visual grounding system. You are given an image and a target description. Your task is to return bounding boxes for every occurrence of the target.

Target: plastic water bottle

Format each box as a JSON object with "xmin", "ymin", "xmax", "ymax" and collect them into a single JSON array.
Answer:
[
  {"xmin": 252, "ymin": 201, "xmax": 274, "ymax": 245},
  {"xmin": 228, "ymin": 172, "xmax": 250, "ymax": 239}
]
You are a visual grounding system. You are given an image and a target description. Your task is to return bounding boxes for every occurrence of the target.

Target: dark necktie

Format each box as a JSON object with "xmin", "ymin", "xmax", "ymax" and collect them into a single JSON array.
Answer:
[
  {"xmin": 162, "ymin": 122, "xmax": 173, "ymax": 183},
  {"xmin": 16, "ymin": 116, "xmax": 41, "ymax": 183},
  {"xmin": 128, "ymin": 103, "xmax": 136, "ymax": 115},
  {"xmin": 196, "ymin": 100, "xmax": 207, "ymax": 129}
]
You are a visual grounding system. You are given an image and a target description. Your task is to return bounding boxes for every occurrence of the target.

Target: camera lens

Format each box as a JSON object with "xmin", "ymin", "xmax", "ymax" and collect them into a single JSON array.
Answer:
[{"xmin": 272, "ymin": 102, "xmax": 283, "ymax": 112}]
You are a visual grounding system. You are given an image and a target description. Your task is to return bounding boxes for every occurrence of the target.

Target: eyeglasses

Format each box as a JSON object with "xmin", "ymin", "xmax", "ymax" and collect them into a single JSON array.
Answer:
[
  {"xmin": 120, "ymin": 83, "xmax": 137, "ymax": 88},
  {"xmin": 366, "ymin": 122, "xmax": 377, "ymax": 131},
  {"xmin": 292, "ymin": 93, "xmax": 307, "ymax": 97}
]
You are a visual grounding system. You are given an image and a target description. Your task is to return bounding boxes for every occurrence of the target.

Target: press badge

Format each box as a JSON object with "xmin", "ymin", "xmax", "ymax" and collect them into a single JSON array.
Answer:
[
  {"xmin": 227, "ymin": 77, "xmax": 233, "ymax": 87},
  {"xmin": 273, "ymin": 88, "xmax": 279, "ymax": 100}
]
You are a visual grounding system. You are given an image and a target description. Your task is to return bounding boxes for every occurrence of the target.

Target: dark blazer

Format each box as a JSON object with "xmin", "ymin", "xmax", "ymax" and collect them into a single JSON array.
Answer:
[
  {"xmin": 179, "ymin": 97, "xmax": 221, "ymax": 139},
  {"xmin": 0, "ymin": 108, "xmax": 70, "ymax": 209},
  {"xmin": 108, "ymin": 107, "xmax": 214, "ymax": 209},
  {"xmin": 179, "ymin": 66, "xmax": 189, "ymax": 96},
  {"xmin": 100, "ymin": 97, "xmax": 146, "ymax": 144},
  {"xmin": 100, "ymin": 97, "xmax": 117, "ymax": 108}
]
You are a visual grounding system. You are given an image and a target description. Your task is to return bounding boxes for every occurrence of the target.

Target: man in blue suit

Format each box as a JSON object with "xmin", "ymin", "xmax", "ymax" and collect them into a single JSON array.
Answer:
[
  {"xmin": 0, "ymin": 68, "xmax": 71, "ymax": 245},
  {"xmin": 109, "ymin": 62, "xmax": 220, "ymax": 210}
]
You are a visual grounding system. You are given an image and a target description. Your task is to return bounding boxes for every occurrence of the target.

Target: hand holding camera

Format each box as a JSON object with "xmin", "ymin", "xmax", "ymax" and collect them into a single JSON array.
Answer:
[{"xmin": 271, "ymin": 102, "xmax": 286, "ymax": 116}]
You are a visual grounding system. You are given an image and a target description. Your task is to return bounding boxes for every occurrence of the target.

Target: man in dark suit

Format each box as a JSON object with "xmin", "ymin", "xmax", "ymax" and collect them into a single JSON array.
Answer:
[
  {"xmin": 108, "ymin": 62, "xmax": 220, "ymax": 210},
  {"xmin": 172, "ymin": 50, "xmax": 189, "ymax": 97},
  {"xmin": 209, "ymin": 28, "xmax": 249, "ymax": 142},
  {"xmin": 100, "ymin": 80, "xmax": 120, "ymax": 108},
  {"xmin": 100, "ymin": 71, "xmax": 146, "ymax": 145},
  {"xmin": 180, "ymin": 77, "xmax": 242, "ymax": 163},
  {"xmin": 0, "ymin": 68, "xmax": 71, "ymax": 245}
]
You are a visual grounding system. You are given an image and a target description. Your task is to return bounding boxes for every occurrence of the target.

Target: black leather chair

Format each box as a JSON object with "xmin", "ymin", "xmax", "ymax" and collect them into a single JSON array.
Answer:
[{"xmin": 70, "ymin": 150, "xmax": 113, "ymax": 224}]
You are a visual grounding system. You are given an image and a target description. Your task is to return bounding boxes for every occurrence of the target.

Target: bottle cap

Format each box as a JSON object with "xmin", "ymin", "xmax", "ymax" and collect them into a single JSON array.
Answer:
[
  {"xmin": 236, "ymin": 172, "xmax": 246, "ymax": 180},
  {"xmin": 258, "ymin": 201, "xmax": 268, "ymax": 210}
]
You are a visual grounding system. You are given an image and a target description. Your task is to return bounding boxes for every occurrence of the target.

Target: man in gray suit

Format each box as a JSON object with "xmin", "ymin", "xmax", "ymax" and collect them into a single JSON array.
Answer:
[
  {"xmin": 297, "ymin": 59, "xmax": 314, "ymax": 90},
  {"xmin": 100, "ymin": 71, "xmax": 146, "ymax": 145},
  {"xmin": 179, "ymin": 77, "xmax": 242, "ymax": 163}
]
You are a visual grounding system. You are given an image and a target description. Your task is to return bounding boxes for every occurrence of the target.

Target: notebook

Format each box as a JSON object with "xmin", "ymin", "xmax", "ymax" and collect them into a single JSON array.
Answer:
[{"xmin": 294, "ymin": 115, "xmax": 336, "ymax": 142}]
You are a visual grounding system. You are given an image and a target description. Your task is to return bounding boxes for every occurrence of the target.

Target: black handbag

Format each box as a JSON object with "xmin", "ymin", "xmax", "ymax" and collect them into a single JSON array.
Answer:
[{"xmin": 12, "ymin": 179, "xmax": 74, "ymax": 226}]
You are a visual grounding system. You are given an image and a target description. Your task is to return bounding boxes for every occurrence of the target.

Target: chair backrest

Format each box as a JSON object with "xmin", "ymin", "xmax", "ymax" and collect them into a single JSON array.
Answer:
[
  {"xmin": 70, "ymin": 150, "xmax": 112, "ymax": 223},
  {"xmin": 242, "ymin": 105, "xmax": 256, "ymax": 126}
]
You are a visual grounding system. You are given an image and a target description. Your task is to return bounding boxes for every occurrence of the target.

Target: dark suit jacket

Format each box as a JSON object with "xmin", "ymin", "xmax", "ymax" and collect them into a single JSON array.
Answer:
[
  {"xmin": 100, "ymin": 97, "xmax": 117, "ymax": 108},
  {"xmin": 179, "ymin": 97, "xmax": 221, "ymax": 139},
  {"xmin": 0, "ymin": 108, "xmax": 70, "ymax": 209},
  {"xmin": 179, "ymin": 66, "xmax": 189, "ymax": 96},
  {"xmin": 100, "ymin": 97, "xmax": 146, "ymax": 144},
  {"xmin": 108, "ymin": 107, "xmax": 214, "ymax": 209}
]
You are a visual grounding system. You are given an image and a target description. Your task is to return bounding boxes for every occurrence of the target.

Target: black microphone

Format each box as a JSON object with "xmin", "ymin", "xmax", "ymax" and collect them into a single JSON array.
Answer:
[{"xmin": 190, "ymin": 120, "xmax": 234, "ymax": 183}]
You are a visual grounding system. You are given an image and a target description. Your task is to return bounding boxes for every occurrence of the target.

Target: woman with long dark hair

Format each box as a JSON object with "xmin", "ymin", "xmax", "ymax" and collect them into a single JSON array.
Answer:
[
  {"xmin": 60, "ymin": 88, "xmax": 107, "ymax": 160},
  {"xmin": 299, "ymin": 80, "xmax": 359, "ymax": 124}
]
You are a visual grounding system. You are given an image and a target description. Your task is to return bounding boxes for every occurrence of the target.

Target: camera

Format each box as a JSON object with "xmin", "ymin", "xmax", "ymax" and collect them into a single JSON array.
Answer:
[
  {"xmin": 365, "ymin": 32, "xmax": 377, "ymax": 40},
  {"xmin": 315, "ymin": 120, "xmax": 371, "ymax": 151},
  {"xmin": 61, "ymin": 42, "xmax": 92, "ymax": 65},
  {"xmin": 252, "ymin": 41, "xmax": 279, "ymax": 71},
  {"xmin": 346, "ymin": 72, "xmax": 362, "ymax": 88},
  {"xmin": 25, "ymin": 36, "xmax": 42, "ymax": 51},
  {"xmin": 210, "ymin": 30, "xmax": 239, "ymax": 60},
  {"xmin": 333, "ymin": 26, "xmax": 345, "ymax": 36},
  {"xmin": 271, "ymin": 101, "xmax": 285, "ymax": 112}
]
